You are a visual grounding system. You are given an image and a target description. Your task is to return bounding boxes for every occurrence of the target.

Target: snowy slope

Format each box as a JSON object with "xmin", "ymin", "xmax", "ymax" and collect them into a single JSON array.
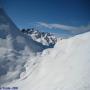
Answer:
[
  {"xmin": 5, "ymin": 31, "xmax": 90, "ymax": 90},
  {"xmin": 0, "ymin": 8, "xmax": 47, "ymax": 86}
]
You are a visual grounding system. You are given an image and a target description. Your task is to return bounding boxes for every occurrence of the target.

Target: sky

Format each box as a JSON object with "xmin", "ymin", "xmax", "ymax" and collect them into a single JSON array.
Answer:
[{"xmin": 0, "ymin": 0, "xmax": 90, "ymax": 33}]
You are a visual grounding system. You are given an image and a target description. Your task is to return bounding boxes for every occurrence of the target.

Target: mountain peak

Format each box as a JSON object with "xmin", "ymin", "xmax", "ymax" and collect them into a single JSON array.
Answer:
[{"xmin": 0, "ymin": 8, "xmax": 48, "ymax": 85}]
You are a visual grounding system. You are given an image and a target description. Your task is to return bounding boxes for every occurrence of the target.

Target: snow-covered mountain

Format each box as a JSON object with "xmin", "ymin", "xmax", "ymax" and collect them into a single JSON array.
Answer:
[
  {"xmin": 21, "ymin": 28, "xmax": 57, "ymax": 46},
  {"xmin": 0, "ymin": 8, "xmax": 47, "ymax": 86},
  {"xmin": 0, "ymin": 8, "xmax": 90, "ymax": 90}
]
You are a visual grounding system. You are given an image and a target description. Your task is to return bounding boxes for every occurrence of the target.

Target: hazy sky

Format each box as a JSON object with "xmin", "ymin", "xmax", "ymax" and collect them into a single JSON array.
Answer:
[{"xmin": 1, "ymin": 0, "xmax": 90, "ymax": 32}]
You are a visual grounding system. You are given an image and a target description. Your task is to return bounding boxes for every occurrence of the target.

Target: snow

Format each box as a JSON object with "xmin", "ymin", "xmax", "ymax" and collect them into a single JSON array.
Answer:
[
  {"xmin": 0, "ymin": 8, "xmax": 90, "ymax": 90},
  {"xmin": 21, "ymin": 28, "xmax": 57, "ymax": 46},
  {"xmin": 0, "ymin": 8, "xmax": 46, "ymax": 86},
  {"xmin": 4, "ymin": 32, "xmax": 90, "ymax": 90}
]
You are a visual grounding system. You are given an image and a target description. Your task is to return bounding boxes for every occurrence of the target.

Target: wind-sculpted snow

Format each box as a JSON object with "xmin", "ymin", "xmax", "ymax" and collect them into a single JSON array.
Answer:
[{"xmin": 5, "ymin": 32, "xmax": 90, "ymax": 90}]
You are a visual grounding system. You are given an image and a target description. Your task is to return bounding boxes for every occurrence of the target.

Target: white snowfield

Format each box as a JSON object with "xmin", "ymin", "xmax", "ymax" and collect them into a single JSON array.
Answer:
[{"xmin": 6, "ymin": 31, "xmax": 90, "ymax": 90}]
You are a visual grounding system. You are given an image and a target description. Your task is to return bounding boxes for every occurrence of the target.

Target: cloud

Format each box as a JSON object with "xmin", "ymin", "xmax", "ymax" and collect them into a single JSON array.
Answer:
[
  {"xmin": 38, "ymin": 22, "xmax": 78, "ymax": 30},
  {"xmin": 38, "ymin": 22, "xmax": 90, "ymax": 35}
]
